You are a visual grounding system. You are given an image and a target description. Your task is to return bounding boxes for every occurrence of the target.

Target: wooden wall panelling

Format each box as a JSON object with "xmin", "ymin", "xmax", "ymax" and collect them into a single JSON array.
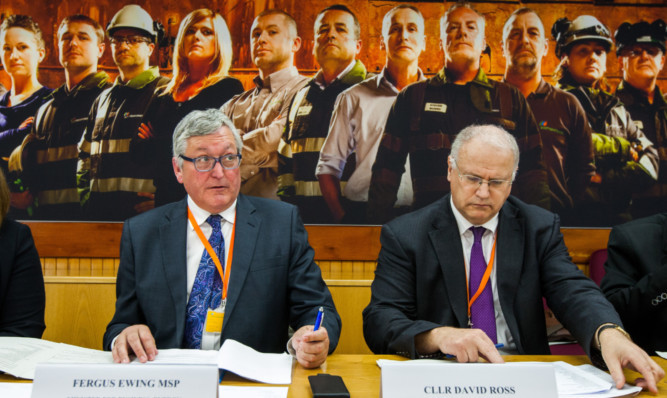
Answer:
[{"xmin": 43, "ymin": 277, "xmax": 116, "ymax": 350}]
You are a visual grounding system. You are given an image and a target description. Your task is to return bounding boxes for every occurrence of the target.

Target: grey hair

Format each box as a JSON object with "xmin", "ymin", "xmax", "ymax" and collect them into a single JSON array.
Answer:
[
  {"xmin": 172, "ymin": 109, "xmax": 242, "ymax": 167},
  {"xmin": 382, "ymin": 4, "xmax": 425, "ymax": 39},
  {"xmin": 440, "ymin": 2, "xmax": 485, "ymax": 39},
  {"xmin": 449, "ymin": 124, "xmax": 519, "ymax": 180}
]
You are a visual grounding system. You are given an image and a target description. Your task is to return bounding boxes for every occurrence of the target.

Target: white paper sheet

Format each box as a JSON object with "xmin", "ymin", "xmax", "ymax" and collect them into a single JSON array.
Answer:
[
  {"xmin": 657, "ymin": 351, "xmax": 667, "ymax": 360},
  {"xmin": 0, "ymin": 382, "xmax": 32, "ymax": 398},
  {"xmin": 0, "ymin": 337, "xmax": 113, "ymax": 379},
  {"xmin": 551, "ymin": 361, "xmax": 612, "ymax": 394},
  {"xmin": 377, "ymin": 359, "xmax": 643, "ymax": 398},
  {"xmin": 218, "ymin": 339, "xmax": 293, "ymax": 384},
  {"xmin": 219, "ymin": 385, "xmax": 289, "ymax": 397},
  {"xmin": 130, "ymin": 348, "xmax": 219, "ymax": 365},
  {"xmin": 564, "ymin": 365, "xmax": 642, "ymax": 398}
]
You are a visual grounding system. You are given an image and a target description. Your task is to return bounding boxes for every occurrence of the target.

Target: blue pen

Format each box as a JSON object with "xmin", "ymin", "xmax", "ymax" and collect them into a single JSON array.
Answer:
[
  {"xmin": 444, "ymin": 343, "xmax": 504, "ymax": 359},
  {"xmin": 313, "ymin": 307, "xmax": 324, "ymax": 331}
]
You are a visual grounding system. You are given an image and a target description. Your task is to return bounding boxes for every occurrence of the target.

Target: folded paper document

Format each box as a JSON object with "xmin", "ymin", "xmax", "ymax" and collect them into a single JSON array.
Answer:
[{"xmin": 0, "ymin": 337, "xmax": 292, "ymax": 385}]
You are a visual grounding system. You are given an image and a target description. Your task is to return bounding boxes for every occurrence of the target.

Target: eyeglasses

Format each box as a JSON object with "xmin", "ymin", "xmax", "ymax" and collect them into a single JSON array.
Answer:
[
  {"xmin": 110, "ymin": 35, "xmax": 151, "ymax": 46},
  {"xmin": 180, "ymin": 154, "xmax": 242, "ymax": 172},
  {"xmin": 623, "ymin": 47, "xmax": 662, "ymax": 58},
  {"xmin": 456, "ymin": 171, "xmax": 512, "ymax": 190}
]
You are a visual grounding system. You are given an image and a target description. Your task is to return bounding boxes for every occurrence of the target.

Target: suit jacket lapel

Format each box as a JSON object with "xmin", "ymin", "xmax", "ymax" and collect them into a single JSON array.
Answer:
[
  {"xmin": 495, "ymin": 200, "xmax": 525, "ymax": 350},
  {"xmin": 428, "ymin": 196, "xmax": 469, "ymax": 328},
  {"xmin": 159, "ymin": 199, "xmax": 189, "ymax": 344},
  {"xmin": 221, "ymin": 194, "xmax": 260, "ymax": 336}
]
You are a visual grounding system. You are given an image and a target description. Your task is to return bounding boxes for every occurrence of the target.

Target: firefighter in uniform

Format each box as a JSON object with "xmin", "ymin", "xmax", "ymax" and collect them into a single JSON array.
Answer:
[
  {"xmin": 367, "ymin": 3, "xmax": 550, "ymax": 224},
  {"xmin": 614, "ymin": 19, "xmax": 667, "ymax": 217},
  {"xmin": 77, "ymin": 5, "xmax": 169, "ymax": 221},
  {"xmin": 552, "ymin": 15, "xmax": 659, "ymax": 225},
  {"xmin": 23, "ymin": 15, "xmax": 111, "ymax": 220},
  {"xmin": 277, "ymin": 5, "xmax": 370, "ymax": 223}
]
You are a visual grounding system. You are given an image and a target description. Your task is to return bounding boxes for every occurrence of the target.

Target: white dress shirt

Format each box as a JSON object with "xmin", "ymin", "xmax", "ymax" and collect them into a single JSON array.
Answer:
[
  {"xmin": 316, "ymin": 68, "xmax": 423, "ymax": 205},
  {"xmin": 186, "ymin": 196, "xmax": 237, "ymax": 302},
  {"xmin": 450, "ymin": 198, "xmax": 516, "ymax": 352}
]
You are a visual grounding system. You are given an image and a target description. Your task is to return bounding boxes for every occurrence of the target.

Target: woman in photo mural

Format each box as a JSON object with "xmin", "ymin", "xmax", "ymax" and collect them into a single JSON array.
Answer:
[
  {"xmin": 0, "ymin": 15, "xmax": 52, "ymax": 219},
  {"xmin": 130, "ymin": 8, "xmax": 244, "ymax": 207},
  {"xmin": 552, "ymin": 15, "xmax": 659, "ymax": 226}
]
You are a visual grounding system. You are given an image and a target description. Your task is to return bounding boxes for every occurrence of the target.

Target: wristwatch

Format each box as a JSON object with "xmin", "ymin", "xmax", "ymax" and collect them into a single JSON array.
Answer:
[{"xmin": 596, "ymin": 323, "xmax": 631, "ymax": 350}]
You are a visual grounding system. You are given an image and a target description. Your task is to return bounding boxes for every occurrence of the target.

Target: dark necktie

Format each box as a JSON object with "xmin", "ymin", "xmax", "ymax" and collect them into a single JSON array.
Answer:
[
  {"xmin": 469, "ymin": 226, "xmax": 497, "ymax": 343},
  {"xmin": 183, "ymin": 214, "xmax": 224, "ymax": 349}
]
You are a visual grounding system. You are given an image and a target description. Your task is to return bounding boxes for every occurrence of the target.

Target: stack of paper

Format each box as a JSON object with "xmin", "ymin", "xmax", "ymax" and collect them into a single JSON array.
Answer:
[{"xmin": 0, "ymin": 337, "xmax": 293, "ymax": 386}]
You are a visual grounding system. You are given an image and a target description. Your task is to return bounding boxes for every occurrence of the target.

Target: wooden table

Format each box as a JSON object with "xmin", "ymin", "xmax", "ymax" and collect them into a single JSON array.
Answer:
[
  {"xmin": 3, "ymin": 354, "xmax": 666, "ymax": 397},
  {"xmin": 223, "ymin": 354, "xmax": 667, "ymax": 397}
]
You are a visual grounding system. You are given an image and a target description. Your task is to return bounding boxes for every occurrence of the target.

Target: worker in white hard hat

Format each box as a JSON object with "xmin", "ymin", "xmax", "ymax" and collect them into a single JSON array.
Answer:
[
  {"xmin": 76, "ymin": 4, "xmax": 170, "ymax": 221},
  {"xmin": 551, "ymin": 15, "xmax": 659, "ymax": 226}
]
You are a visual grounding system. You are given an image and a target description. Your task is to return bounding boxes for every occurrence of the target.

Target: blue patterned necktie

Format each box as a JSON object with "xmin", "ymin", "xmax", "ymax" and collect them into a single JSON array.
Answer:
[
  {"xmin": 469, "ymin": 226, "xmax": 497, "ymax": 343},
  {"xmin": 183, "ymin": 214, "xmax": 224, "ymax": 349}
]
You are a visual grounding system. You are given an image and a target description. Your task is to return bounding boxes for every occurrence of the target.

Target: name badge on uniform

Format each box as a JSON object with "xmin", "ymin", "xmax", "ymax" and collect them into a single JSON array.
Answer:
[
  {"xmin": 424, "ymin": 102, "xmax": 447, "ymax": 113},
  {"xmin": 297, "ymin": 105, "xmax": 312, "ymax": 116},
  {"xmin": 634, "ymin": 120, "xmax": 644, "ymax": 130}
]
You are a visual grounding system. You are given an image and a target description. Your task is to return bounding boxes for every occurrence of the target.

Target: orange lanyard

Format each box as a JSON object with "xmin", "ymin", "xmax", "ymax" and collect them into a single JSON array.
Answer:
[
  {"xmin": 187, "ymin": 207, "xmax": 235, "ymax": 299},
  {"xmin": 465, "ymin": 234, "xmax": 497, "ymax": 324}
]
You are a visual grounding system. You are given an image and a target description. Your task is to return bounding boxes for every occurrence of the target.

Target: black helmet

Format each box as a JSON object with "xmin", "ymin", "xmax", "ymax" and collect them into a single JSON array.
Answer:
[
  {"xmin": 615, "ymin": 19, "xmax": 666, "ymax": 54},
  {"xmin": 552, "ymin": 15, "xmax": 613, "ymax": 58}
]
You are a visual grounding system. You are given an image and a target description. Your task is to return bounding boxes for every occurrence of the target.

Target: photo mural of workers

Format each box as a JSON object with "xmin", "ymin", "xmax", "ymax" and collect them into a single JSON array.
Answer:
[{"xmin": 0, "ymin": 1, "xmax": 665, "ymax": 227}]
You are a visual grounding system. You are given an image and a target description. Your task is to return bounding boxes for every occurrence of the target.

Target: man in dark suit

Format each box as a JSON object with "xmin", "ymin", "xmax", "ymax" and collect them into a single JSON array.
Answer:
[
  {"xmin": 601, "ymin": 213, "xmax": 667, "ymax": 355},
  {"xmin": 363, "ymin": 124, "xmax": 663, "ymax": 393},
  {"xmin": 104, "ymin": 109, "xmax": 340, "ymax": 369}
]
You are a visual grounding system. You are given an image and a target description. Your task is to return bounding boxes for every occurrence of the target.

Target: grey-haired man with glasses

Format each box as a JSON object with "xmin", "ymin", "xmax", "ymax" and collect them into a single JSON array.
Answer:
[
  {"xmin": 364, "ymin": 124, "xmax": 664, "ymax": 393},
  {"xmin": 104, "ymin": 108, "xmax": 340, "ymax": 370}
]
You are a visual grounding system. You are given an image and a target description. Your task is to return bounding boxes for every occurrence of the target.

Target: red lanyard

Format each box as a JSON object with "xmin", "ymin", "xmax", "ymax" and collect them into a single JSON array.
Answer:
[
  {"xmin": 187, "ymin": 207, "xmax": 235, "ymax": 299},
  {"xmin": 465, "ymin": 234, "xmax": 497, "ymax": 323}
]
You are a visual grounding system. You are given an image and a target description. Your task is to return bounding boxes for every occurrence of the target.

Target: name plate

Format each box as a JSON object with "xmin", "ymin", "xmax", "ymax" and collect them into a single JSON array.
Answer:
[
  {"xmin": 31, "ymin": 363, "xmax": 218, "ymax": 398},
  {"xmin": 379, "ymin": 360, "xmax": 557, "ymax": 398}
]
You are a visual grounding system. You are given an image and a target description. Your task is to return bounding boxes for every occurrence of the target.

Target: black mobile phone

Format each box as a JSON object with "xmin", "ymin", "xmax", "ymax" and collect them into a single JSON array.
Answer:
[{"xmin": 308, "ymin": 373, "xmax": 350, "ymax": 397}]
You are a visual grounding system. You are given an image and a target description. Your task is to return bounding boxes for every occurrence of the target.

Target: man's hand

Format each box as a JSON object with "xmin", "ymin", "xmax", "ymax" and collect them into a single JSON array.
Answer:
[
  {"xmin": 137, "ymin": 122, "xmax": 155, "ymax": 140},
  {"xmin": 19, "ymin": 116, "xmax": 34, "ymax": 130},
  {"xmin": 112, "ymin": 324, "xmax": 158, "ymax": 364},
  {"xmin": 415, "ymin": 327, "xmax": 504, "ymax": 363},
  {"xmin": 599, "ymin": 328, "xmax": 664, "ymax": 394},
  {"xmin": 291, "ymin": 325, "xmax": 330, "ymax": 369},
  {"xmin": 10, "ymin": 191, "xmax": 33, "ymax": 210}
]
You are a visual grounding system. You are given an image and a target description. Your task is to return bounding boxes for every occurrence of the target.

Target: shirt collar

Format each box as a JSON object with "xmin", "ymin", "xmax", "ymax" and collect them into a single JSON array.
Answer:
[
  {"xmin": 253, "ymin": 66, "xmax": 300, "ymax": 93},
  {"xmin": 377, "ymin": 67, "xmax": 426, "ymax": 92},
  {"xmin": 449, "ymin": 196, "xmax": 499, "ymax": 237},
  {"xmin": 313, "ymin": 59, "xmax": 357, "ymax": 89},
  {"xmin": 187, "ymin": 196, "xmax": 237, "ymax": 228}
]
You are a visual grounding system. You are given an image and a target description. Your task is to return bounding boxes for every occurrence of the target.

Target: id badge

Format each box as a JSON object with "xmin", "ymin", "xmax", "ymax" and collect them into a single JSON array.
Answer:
[{"xmin": 201, "ymin": 299, "xmax": 225, "ymax": 350}]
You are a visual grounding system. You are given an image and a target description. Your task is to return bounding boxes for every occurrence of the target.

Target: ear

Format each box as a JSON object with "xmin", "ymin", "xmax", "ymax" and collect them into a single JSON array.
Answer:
[
  {"xmin": 380, "ymin": 36, "xmax": 386, "ymax": 52},
  {"xmin": 659, "ymin": 53, "xmax": 666, "ymax": 71},
  {"xmin": 38, "ymin": 47, "xmax": 46, "ymax": 63},
  {"xmin": 355, "ymin": 38, "xmax": 362, "ymax": 56},
  {"xmin": 98, "ymin": 42, "xmax": 105, "ymax": 58},
  {"xmin": 617, "ymin": 56, "xmax": 625, "ymax": 74},
  {"xmin": 446, "ymin": 156, "xmax": 453, "ymax": 183},
  {"xmin": 173, "ymin": 157, "xmax": 184, "ymax": 184},
  {"xmin": 147, "ymin": 42, "xmax": 155, "ymax": 56},
  {"xmin": 292, "ymin": 36, "xmax": 302, "ymax": 52}
]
